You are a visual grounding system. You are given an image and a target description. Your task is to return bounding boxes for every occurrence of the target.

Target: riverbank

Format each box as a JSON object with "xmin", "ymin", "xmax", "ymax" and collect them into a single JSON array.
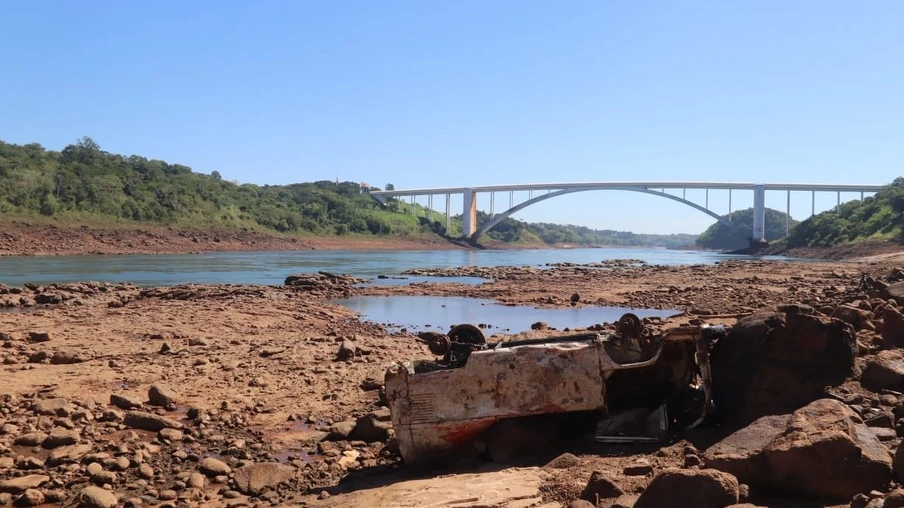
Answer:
[
  {"xmin": 0, "ymin": 221, "xmax": 465, "ymax": 256},
  {"xmin": 2, "ymin": 255, "xmax": 904, "ymax": 507}
]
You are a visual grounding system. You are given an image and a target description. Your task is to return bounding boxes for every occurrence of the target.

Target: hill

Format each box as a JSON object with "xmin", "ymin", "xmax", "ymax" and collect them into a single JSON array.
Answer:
[
  {"xmin": 0, "ymin": 137, "xmax": 442, "ymax": 239},
  {"xmin": 0, "ymin": 137, "xmax": 697, "ymax": 250},
  {"xmin": 696, "ymin": 208, "xmax": 797, "ymax": 250},
  {"xmin": 785, "ymin": 178, "xmax": 904, "ymax": 248}
]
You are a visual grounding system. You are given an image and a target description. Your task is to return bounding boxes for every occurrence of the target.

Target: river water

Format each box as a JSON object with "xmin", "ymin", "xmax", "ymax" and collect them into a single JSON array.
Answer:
[
  {"xmin": 0, "ymin": 247, "xmax": 794, "ymax": 333},
  {"xmin": 0, "ymin": 247, "xmax": 790, "ymax": 287}
]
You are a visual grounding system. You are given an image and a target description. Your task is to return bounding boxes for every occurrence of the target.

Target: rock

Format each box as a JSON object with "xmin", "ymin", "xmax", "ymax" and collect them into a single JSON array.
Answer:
[
  {"xmin": 259, "ymin": 347, "xmax": 285, "ymax": 358},
  {"xmin": 862, "ymin": 350, "xmax": 904, "ymax": 391},
  {"xmin": 47, "ymin": 444, "xmax": 93, "ymax": 466},
  {"xmin": 43, "ymin": 429, "xmax": 80, "ymax": 448},
  {"xmin": 91, "ymin": 471, "xmax": 118, "ymax": 486},
  {"xmin": 25, "ymin": 332, "xmax": 50, "ymax": 343},
  {"xmin": 26, "ymin": 351, "xmax": 48, "ymax": 364},
  {"xmin": 580, "ymin": 471, "xmax": 624, "ymax": 502},
  {"xmin": 883, "ymin": 282, "xmax": 904, "ymax": 306},
  {"xmin": 13, "ymin": 432, "xmax": 47, "ymax": 447},
  {"xmin": 352, "ymin": 412, "xmax": 392, "ymax": 443},
  {"xmin": 336, "ymin": 340, "xmax": 356, "ymax": 361},
  {"xmin": 187, "ymin": 473, "xmax": 205, "ymax": 489},
  {"xmin": 710, "ymin": 309, "xmax": 855, "ymax": 425},
  {"xmin": 570, "ymin": 293, "xmax": 581, "ymax": 303},
  {"xmin": 110, "ymin": 394, "xmax": 142, "ymax": 410},
  {"xmin": 123, "ymin": 411, "xmax": 182, "ymax": 432},
  {"xmin": 886, "ymin": 489, "xmax": 904, "ymax": 508},
  {"xmin": 611, "ymin": 495, "xmax": 639, "ymax": 508},
  {"xmin": 884, "ymin": 306, "xmax": 904, "ymax": 348},
  {"xmin": 832, "ymin": 305, "xmax": 875, "ymax": 331},
  {"xmin": 0, "ymin": 493, "xmax": 10, "ymax": 506},
  {"xmin": 198, "ymin": 457, "xmax": 231, "ymax": 476},
  {"xmin": 531, "ymin": 321, "xmax": 549, "ymax": 330},
  {"xmin": 50, "ymin": 350, "xmax": 86, "ymax": 364},
  {"xmin": 634, "ymin": 469, "xmax": 739, "ymax": 508},
  {"xmin": 187, "ymin": 338, "xmax": 208, "ymax": 347},
  {"xmin": 33, "ymin": 398, "xmax": 75, "ymax": 416},
  {"xmin": 137, "ymin": 464, "xmax": 154, "ymax": 479},
  {"xmin": 233, "ymin": 463, "xmax": 295, "ymax": 495},
  {"xmin": 14, "ymin": 489, "xmax": 44, "ymax": 507},
  {"xmin": 543, "ymin": 453, "xmax": 581, "ymax": 469},
  {"xmin": 567, "ymin": 501, "xmax": 595, "ymax": 508},
  {"xmin": 0, "ymin": 475, "xmax": 50, "ymax": 494},
  {"xmin": 147, "ymin": 385, "xmax": 177, "ymax": 407},
  {"xmin": 705, "ymin": 399, "xmax": 892, "ymax": 500},
  {"xmin": 623, "ymin": 459, "xmax": 653, "ymax": 476},
  {"xmin": 158, "ymin": 428, "xmax": 182, "ymax": 442},
  {"xmin": 78, "ymin": 486, "xmax": 118, "ymax": 508},
  {"xmin": 327, "ymin": 420, "xmax": 356, "ymax": 440}
]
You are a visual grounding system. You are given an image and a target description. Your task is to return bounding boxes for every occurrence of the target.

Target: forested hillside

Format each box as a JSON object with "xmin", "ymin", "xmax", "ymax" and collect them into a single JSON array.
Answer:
[
  {"xmin": 0, "ymin": 137, "xmax": 434, "ymax": 237},
  {"xmin": 0, "ymin": 138, "xmax": 696, "ymax": 247},
  {"xmin": 696, "ymin": 208, "xmax": 796, "ymax": 250},
  {"xmin": 786, "ymin": 178, "xmax": 904, "ymax": 248}
]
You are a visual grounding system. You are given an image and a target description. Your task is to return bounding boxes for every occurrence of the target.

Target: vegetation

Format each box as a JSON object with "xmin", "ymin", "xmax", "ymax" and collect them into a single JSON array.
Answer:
[
  {"xmin": 0, "ymin": 138, "xmax": 442, "ymax": 237},
  {"xmin": 696, "ymin": 208, "xmax": 796, "ymax": 250},
  {"xmin": 0, "ymin": 137, "xmax": 697, "ymax": 248},
  {"xmin": 786, "ymin": 178, "xmax": 904, "ymax": 248}
]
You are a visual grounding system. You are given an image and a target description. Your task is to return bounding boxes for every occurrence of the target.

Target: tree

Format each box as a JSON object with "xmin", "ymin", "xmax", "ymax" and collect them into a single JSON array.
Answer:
[{"xmin": 385, "ymin": 183, "xmax": 395, "ymax": 191}]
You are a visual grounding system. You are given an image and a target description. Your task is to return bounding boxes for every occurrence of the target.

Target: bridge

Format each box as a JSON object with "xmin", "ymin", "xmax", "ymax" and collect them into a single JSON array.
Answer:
[{"xmin": 369, "ymin": 182, "xmax": 886, "ymax": 243}]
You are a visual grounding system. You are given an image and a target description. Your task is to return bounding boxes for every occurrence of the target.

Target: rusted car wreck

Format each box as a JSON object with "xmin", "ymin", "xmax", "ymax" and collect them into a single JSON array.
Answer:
[{"xmin": 385, "ymin": 314, "xmax": 727, "ymax": 463}]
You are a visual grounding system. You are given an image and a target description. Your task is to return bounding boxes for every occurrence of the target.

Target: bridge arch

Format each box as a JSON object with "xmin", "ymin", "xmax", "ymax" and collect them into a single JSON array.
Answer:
[{"xmin": 471, "ymin": 186, "xmax": 733, "ymax": 242}]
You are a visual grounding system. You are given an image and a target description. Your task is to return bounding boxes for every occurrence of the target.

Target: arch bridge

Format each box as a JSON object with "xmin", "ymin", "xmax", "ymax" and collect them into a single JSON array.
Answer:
[{"xmin": 369, "ymin": 182, "xmax": 885, "ymax": 243}]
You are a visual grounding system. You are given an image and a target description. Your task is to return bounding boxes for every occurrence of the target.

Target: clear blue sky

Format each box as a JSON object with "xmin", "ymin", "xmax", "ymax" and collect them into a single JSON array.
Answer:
[{"xmin": 2, "ymin": 1, "xmax": 902, "ymax": 234}]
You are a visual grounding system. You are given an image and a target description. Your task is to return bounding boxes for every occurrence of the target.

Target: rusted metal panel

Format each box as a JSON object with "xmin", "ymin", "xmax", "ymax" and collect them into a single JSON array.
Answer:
[
  {"xmin": 387, "ymin": 340, "xmax": 607, "ymax": 462},
  {"xmin": 388, "ymin": 321, "xmax": 725, "ymax": 463}
]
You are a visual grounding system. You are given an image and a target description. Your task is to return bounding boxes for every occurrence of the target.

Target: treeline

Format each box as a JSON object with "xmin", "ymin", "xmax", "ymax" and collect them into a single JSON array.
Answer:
[
  {"xmin": 473, "ymin": 211, "xmax": 697, "ymax": 248},
  {"xmin": 0, "ymin": 137, "xmax": 699, "ymax": 247},
  {"xmin": 696, "ymin": 208, "xmax": 796, "ymax": 250},
  {"xmin": 786, "ymin": 178, "xmax": 904, "ymax": 248},
  {"xmin": 0, "ymin": 138, "xmax": 423, "ymax": 236}
]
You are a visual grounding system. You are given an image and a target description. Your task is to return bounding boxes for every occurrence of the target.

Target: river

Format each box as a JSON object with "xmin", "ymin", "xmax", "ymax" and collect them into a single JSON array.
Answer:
[{"xmin": 0, "ymin": 247, "xmax": 792, "ymax": 287}]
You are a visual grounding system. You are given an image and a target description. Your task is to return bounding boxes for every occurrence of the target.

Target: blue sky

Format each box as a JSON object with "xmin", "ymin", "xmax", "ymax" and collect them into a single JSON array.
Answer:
[{"xmin": 2, "ymin": 1, "xmax": 902, "ymax": 234}]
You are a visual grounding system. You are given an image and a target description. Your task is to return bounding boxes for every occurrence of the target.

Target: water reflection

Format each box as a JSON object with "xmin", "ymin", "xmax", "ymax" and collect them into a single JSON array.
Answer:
[{"xmin": 336, "ymin": 295, "xmax": 678, "ymax": 334}]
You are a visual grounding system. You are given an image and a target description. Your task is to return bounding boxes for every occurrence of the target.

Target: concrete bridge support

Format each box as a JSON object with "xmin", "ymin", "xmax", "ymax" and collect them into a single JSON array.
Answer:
[
  {"xmin": 752, "ymin": 184, "xmax": 766, "ymax": 243},
  {"xmin": 462, "ymin": 188, "xmax": 477, "ymax": 238}
]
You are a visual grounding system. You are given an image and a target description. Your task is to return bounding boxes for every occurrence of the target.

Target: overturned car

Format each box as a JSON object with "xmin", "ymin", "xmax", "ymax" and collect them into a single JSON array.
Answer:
[{"xmin": 385, "ymin": 314, "xmax": 727, "ymax": 463}]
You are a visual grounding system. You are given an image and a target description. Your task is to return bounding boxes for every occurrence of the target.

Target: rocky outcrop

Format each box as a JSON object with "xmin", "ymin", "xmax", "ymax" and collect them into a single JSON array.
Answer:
[
  {"xmin": 704, "ymin": 399, "xmax": 892, "ymax": 500},
  {"xmin": 710, "ymin": 308, "xmax": 856, "ymax": 425}
]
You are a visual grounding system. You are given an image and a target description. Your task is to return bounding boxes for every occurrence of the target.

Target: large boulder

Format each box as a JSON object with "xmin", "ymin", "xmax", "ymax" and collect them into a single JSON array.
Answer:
[
  {"xmin": 710, "ymin": 308, "xmax": 856, "ymax": 425},
  {"xmin": 634, "ymin": 469, "xmax": 739, "ymax": 508},
  {"xmin": 704, "ymin": 399, "xmax": 892, "ymax": 500},
  {"xmin": 861, "ymin": 349, "xmax": 904, "ymax": 391}
]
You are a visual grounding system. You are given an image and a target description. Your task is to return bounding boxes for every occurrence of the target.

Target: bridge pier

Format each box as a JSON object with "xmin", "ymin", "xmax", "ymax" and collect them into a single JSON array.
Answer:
[
  {"xmin": 752, "ymin": 184, "xmax": 766, "ymax": 244},
  {"xmin": 462, "ymin": 188, "xmax": 477, "ymax": 238}
]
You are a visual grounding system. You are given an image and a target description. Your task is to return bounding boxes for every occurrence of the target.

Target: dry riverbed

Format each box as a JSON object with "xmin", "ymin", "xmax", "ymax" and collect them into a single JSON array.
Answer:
[{"xmin": 2, "ymin": 252, "xmax": 904, "ymax": 507}]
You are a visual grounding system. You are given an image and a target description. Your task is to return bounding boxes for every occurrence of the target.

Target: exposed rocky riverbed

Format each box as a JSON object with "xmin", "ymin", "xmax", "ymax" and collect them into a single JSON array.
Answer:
[{"xmin": 3, "ymin": 252, "xmax": 904, "ymax": 507}]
